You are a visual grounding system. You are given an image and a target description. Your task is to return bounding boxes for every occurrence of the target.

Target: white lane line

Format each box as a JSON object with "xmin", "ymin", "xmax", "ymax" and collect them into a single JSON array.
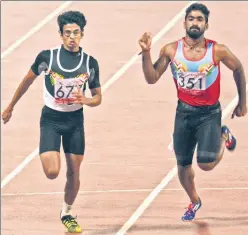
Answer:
[
  {"xmin": 116, "ymin": 166, "xmax": 178, "ymax": 235},
  {"xmin": 1, "ymin": 1, "xmax": 72, "ymax": 59},
  {"xmin": 1, "ymin": 148, "xmax": 39, "ymax": 189},
  {"xmin": 1, "ymin": 0, "xmax": 196, "ymax": 189},
  {"xmin": 168, "ymin": 134, "xmax": 174, "ymax": 152},
  {"xmin": 3, "ymin": 186, "xmax": 248, "ymax": 197}
]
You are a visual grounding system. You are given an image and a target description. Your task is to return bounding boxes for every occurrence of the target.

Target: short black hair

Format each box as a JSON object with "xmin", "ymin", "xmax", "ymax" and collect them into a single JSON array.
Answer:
[
  {"xmin": 185, "ymin": 3, "xmax": 210, "ymax": 23},
  {"xmin": 57, "ymin": 10, "xmax": 87, "ymax": 33}
]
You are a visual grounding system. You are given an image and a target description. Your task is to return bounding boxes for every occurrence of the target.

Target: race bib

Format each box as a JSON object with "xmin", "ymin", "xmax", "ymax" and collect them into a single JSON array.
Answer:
[
  {"xmin": 54, "ymin": 76, "xmax": 88, "ymax": 104},
  {"xmin": 177, "ymin": 71, "xmax": 206, "ymax": 93}
]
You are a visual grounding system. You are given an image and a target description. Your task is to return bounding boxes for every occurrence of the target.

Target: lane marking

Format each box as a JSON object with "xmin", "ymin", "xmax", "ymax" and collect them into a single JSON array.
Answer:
[
  {"xmin": 1, "ymin": 1, "xmax": 72, "ymax": 59},
  {"xmin": 3, "ymin": 186, "xmax": 248, "ymax": 197},
  {"xmin": 116, "ymin": 166, "xmax": 178, "ymax": 235},
  {"xmin": 1, "ymin": 148, "xmax": 39, "ymax": 189},
  {"xmin": 168, "ymin": 134, "xmax": 174, "ymax": 152}
]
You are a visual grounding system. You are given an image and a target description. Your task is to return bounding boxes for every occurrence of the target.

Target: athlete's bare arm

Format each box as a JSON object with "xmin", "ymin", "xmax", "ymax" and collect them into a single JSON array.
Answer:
[
  {"xmin": 215, "ymin": 43, "xmax": 247, "ymax": 117},
  {"xmin": 72, "ymin": 86, "xmax": 102, "ymax": 107},
  {"xmin": 1, "ymin": 69, "xmax": 37, "ymax": 124},
  {"xmin": 87, "ymin": 87, "xmax": 102, "ymax": 107},
  {"xmin": 138, "ymin": 32, "xmax": 175, "ymax": 84}
]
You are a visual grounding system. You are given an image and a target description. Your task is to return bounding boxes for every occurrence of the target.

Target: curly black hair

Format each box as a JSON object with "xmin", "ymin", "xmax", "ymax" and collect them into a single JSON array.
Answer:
[
  {"xmin": 185, "ymin": 3, "xmax": 210, "ymax": 23},
  {"xmin": 57, "ymin": 10, "xmax": 87, "ymax": 34}
]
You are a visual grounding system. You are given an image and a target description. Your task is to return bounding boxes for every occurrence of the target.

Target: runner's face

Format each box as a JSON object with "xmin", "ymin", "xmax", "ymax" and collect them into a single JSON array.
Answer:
[
  {"xmin": 184, "ymin": 10, "xmax": 208, "ymax": 39},
  {"xmin": 60, "ymin": 23, "xmax": 83, "ymax": 51}
]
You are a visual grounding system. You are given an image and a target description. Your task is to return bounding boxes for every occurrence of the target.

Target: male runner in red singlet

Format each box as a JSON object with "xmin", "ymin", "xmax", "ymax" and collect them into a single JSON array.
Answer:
[{"xmin": 138, "ymin": 3, "xmax": 247, "ymax": 221}]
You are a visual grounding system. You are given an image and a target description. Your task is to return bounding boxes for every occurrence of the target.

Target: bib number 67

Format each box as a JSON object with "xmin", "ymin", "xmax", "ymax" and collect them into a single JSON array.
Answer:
[{"xmin": 55, "ymin": 84, "xmax": 83, "ymax": 99}]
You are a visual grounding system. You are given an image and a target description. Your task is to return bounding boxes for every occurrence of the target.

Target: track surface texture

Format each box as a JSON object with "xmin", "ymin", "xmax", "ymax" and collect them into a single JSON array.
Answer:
[{"xmin": 1, "ymin": 1, "xmax": 248, "ymax": 235}]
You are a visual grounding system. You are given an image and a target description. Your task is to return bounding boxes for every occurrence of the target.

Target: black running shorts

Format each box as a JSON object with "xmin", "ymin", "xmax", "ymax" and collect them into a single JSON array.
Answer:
[
  {"xmin": 39, "ymin": 105, "xmax": 85, "ymax": 155},
  {"xmin": 173, "ymin": 100, "xmax": 222, "ymax": 166}
]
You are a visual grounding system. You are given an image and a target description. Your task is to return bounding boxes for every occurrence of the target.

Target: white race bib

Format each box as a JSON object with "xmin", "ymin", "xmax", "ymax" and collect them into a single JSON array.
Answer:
[
  {"xmin": 54, "ymin": 76, "xmax": 88, "ymax": 104},
  {"xmin": 177, "ymin": 71, "xmax": 206, "ymax": 91}
]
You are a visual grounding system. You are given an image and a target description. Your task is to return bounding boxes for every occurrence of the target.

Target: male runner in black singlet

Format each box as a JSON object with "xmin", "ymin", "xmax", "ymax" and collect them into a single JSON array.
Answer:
[{"xmin": 2, "ymin": 11, "xmax": 101, "ymax": 233}]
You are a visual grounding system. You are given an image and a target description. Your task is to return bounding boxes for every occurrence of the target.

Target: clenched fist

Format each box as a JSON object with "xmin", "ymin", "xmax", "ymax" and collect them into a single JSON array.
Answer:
[
  {"xmin": 1, "ymin": 106, "xmax": 13, "ymax": 124},
  {"xmin": 138, "ymin": 32, "xmax": 152, "ymax": 52},
  {"xmin": 231, "ymin": 103, "xmax": 247, "ymax": 119}
]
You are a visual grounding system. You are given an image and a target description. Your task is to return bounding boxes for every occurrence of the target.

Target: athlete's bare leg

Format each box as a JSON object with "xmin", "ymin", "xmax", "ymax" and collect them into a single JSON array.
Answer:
[
  {"xmin": 62, "ymin": 153, "xmax": 84, "ymax": 215},
  {"xmin": 40, "ymin": 151, "xmax": 61, "ymax": 179},
  {"xmin": 177, "ymin": 164, "xmax": 199, "ymax": 203}
]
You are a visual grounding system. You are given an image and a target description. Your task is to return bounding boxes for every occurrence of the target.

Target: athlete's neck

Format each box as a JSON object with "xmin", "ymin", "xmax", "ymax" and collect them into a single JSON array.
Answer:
[
  {"xmin": 184, "ymin": 35, "xmax": 206, "ymax": 49},
  {"xmin": 62, "ymin": 44, "xmax": 80, "ymax": 53}
]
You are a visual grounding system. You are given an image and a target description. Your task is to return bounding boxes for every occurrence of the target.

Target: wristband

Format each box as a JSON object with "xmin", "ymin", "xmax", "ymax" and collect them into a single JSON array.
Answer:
[{"xmin": 138, "ymin": 48, "xmax": 151, "ymax": 55}]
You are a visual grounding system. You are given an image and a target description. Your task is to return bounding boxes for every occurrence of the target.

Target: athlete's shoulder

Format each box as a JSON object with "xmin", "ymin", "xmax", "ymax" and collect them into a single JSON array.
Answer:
[
  {"xmin": 212, "ymin": 42, "xmax": 230, "ymax": 57},
  {"xmin": 160, "ymin": 40, "xmax": 179, "ymax": 57},
  {"xmin": 88, "ymin": 54, "xmax": 98, "ymax": 62},
  {"xmin": 84, "ymin": 53, "xmax": 100, "ymax": 88},
  {"xmin": 81, "ymin": 49, "xmax": 96, "ymax": 61},
  {"xmin": 88, "ymin": 54, "xmax": 99, "ymax": 69},
  {"xmin": 204, "ymin": 38, "xmax": 226, "ymax": 51},
  {"xmin": 210, "ymin": 41, "xmax": 235, "ymax": 63},
  {"xmin": 36, "ymin": 49, "xmax": 50, "ymax": 58},
  {"xmin": 213, "ymin": 42, "xmax": 228, "ymax": 51},
  {"xmin": 34, "ymin": 49, "xmax": 52, "ymax": 65},
  {"xmin": 31, "ymin": 49, "xmax": 51, "ymax": 75},
  {"xmin": 162, "ymin": 40, "xmax": 178, "ymax": 50}
]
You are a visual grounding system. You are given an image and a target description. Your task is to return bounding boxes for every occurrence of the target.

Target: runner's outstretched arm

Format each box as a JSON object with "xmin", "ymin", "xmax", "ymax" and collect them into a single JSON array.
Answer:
[
  {"xmin": 1, "ymin": 69, "xmax": 37, "ymax": 124},
  {"xmin": 216, "ymin": 44, "xmax": 247, "ymax": 118}
]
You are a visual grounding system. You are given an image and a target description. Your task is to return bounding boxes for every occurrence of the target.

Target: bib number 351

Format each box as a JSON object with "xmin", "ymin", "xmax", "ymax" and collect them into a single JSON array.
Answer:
[{"xmin": 177, "ymin": 72, "xmax": 206, "ymax": 90}]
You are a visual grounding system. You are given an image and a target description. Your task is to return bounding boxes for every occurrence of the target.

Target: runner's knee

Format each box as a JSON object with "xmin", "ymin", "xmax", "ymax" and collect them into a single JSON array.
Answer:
[
  {"xmin": 197, "ymin": 162, "xmax": 215, "ymax": 171},
  {"xmin": 197, "ymin": 151, "xmax": 217, "ymax": 171},
  {"xmin": 46, "ymin": 168, "xmax": 60, "ymax": 179},
  {"xmin": 66, "ymin": 169, "xmax": 79, "ymax": 179},
  {"xmin": 178, "ymin": 164, "xmax": 193, "ymax": 175},
  {"xmin": 65, "ymin": 153, "xmax": 83, "ymax": 181}
]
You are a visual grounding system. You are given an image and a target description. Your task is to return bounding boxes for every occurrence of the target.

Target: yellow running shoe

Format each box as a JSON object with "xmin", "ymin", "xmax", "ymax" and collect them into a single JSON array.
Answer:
[{"xmin": 61, "ymin": 214, "xmax": 82, "ymax": 233}]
